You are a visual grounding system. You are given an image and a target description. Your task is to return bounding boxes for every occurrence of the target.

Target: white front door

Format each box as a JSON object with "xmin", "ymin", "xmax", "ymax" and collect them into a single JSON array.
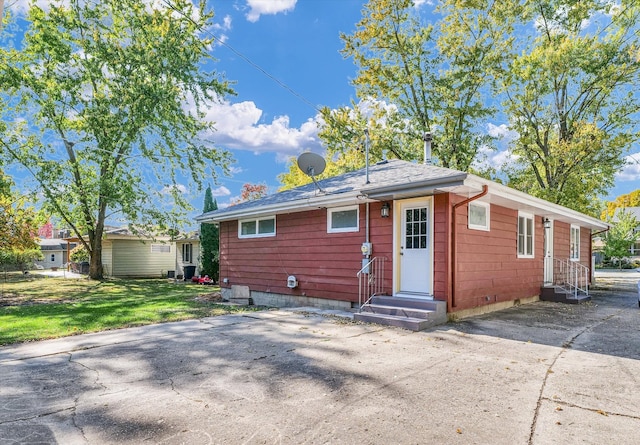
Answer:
[{"xmin": 397, "ymin": 199, "xmax": 432, "ymax": 296}]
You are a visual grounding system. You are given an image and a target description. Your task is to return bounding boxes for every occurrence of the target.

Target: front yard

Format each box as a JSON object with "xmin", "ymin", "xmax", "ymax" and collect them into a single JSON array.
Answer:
[{"xmin": 0, "ymin": 272, "xmax": 263, "ymax": 345}]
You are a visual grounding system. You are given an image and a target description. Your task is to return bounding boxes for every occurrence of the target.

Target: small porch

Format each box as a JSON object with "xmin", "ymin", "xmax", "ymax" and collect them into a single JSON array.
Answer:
[
  {"xmin": 540, "ymin": 257, "xmax": 591, "ymax": 304},
  {"xmin": 353, "ymin": 257, "xmax": 447, "ymax": 331}
]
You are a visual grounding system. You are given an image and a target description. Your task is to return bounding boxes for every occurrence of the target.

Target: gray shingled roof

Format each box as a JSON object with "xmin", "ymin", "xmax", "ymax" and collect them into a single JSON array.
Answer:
[{"xmin": 196, "ymin": 159, "xmax": 466, "ymax": 222}]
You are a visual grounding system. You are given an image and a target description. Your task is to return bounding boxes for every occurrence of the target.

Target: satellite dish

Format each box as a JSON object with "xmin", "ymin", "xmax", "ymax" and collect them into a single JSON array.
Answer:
[
  {"xmin": 297, "ymin": 152, "xmax": 326, "ymax": 177},
  {"xmin": 297, "ymin": 152, "xmax": 326, "ymax": 193}
]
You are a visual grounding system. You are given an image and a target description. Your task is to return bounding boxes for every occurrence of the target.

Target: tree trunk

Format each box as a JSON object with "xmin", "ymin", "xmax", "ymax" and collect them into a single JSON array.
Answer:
[{"xmin": 89, "ymin": 239, "xmax": 104, "ymax": 279}]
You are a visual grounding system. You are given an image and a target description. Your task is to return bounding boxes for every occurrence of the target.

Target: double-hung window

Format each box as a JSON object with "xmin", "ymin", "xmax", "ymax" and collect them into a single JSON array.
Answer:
[
  {"xmin": 517, "ymin": 212, "xmax": 534, "ymax": 258},
  {"xmin": 182, "ymin": 243, "xmax": 193, "ymax": 263},
  {"xmin": 239, "ymin": 216, "xmax": 276, "ymax": 238},
  {"xmin": 570, "ymin": 225, "xmax": 580, "ymax": 260}
]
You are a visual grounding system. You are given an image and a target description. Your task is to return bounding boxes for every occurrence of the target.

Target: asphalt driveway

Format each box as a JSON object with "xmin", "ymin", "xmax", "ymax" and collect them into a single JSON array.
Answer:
[{"xmin": 1, "ymin": 270, "xmax": 639, "ymax": 444}]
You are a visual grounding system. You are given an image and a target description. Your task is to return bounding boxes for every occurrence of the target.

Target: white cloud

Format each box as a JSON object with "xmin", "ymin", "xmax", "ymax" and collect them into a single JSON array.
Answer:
[
  {"xmin": 203, "ymin": 99, "xmax": 321, "ymax": 156},
  {"xmin": 487, "ymin": 123, "xmax": 518, "ymax": 141},
  {"xmin": 211, "ymin": 14, "xmax": 232, "ymax": 45},
  {"xmin": 210, "ymin": 185, "xmax": 231, "ymax": 197},
  {"xmin": 161, "ymin": 184, "xmax": 188, "ymax": 195},
  {"xmin": 616, "ymin": 153, "xmax": 640, "ymax": 182},
  {"xmin": 245, "ymin": 0, "xmax": 296, "ymax": 23}
]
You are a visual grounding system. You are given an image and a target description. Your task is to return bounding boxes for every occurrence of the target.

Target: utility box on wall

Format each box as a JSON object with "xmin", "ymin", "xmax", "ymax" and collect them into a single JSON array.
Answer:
[{"xmin": 287, "ymin": 275, "xmax": 298, "ymax": 288}]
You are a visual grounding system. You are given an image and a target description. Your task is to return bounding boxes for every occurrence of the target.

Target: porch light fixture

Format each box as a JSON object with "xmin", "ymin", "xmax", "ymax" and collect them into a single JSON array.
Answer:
[
  {"xmin": 381, "ymin": 202, "xmax": 390, "ymax": 218},
  {"xmin": 543, "ymin": 218, "xmax": 551, "ymax": 229}
]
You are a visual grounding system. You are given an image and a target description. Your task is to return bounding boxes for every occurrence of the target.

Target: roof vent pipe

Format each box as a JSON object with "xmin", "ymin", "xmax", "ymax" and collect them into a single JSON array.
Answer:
[{"xmin": 423, "ymin": 132, "xmax": 432, "ymax": 165}]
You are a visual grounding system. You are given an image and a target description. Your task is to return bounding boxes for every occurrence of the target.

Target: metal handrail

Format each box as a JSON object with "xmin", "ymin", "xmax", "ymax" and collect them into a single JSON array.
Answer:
[
  {"xmin": 553, "ymin": 258, "xmax": 589, "ymax": 297},
  {"xmin": 357, "ymin": 257, "xmax": 386, "ymax": 310}
]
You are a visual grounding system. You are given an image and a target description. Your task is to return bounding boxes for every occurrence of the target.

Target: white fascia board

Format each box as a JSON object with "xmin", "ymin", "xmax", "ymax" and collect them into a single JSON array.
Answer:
[
  {"xmin": 196, "ymin": 192, "xmax": 366, "ymax": 223},
  {"xmin": 465, "ymin": 175, "xmax": 609, "ymax": 230}
]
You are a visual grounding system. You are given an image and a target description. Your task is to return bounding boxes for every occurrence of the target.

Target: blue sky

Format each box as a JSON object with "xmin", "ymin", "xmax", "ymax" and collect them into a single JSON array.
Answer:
[{"xmin": 5, "ymin": 0, "xmax": 640, "ymax": 225}]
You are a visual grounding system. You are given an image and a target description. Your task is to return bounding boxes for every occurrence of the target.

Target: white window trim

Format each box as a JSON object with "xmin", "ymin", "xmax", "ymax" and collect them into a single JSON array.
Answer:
[
  {"xmin": 570, "ymin": 225, "xmax": 580, "ymax": 261},
  {"xmin": 182, "ymin": 243, "xmax": 193, "ymax": 263},
  {"xmin": 517, "ymin": 212, "xmax": 535, "ymax": 259},
  {"xmin": 327, "ymin": 205, "xmax": 360, "ymax": 233},
  {"xmin": 468, "ymin": 201, "xmax": 490, "ymax": 231},
  {"xmin": 151, "ymin": 244, "xmax": 171, "ymax": 253},
  {"xmin": 238, "ymin": 216, "xmax": 276, "ymax": 239}
]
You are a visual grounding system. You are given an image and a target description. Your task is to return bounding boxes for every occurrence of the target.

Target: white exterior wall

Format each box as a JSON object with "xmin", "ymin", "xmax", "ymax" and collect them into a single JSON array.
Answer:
[
  {"xmin": 102, "ymin": 243, "xmax": 114, "ymax": 277},
  {"xmin": 107, "ymin": 239, "xmax": 175, "ymax": 278},
  {"xmin": 36, "ymin": 249, "xmax": 65, "ymax": 269},
  {"xmin": 175, "ymin": 240, "xmax": 200, "ymax": 278}
]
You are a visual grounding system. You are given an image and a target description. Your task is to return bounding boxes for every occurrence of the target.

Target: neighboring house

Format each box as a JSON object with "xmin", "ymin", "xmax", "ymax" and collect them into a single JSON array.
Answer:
[
  {"xmin": 616, "ymin": 207, "xmax": 640, "ymax": 258},
  {"xmin": 174, "ymin": 232, "xmax": 201, "ymax": 280},
  {"xmin": 196, "ymin": 159, "xmax": 608, "ymax": 329},
  {"xmin": 97, "ymin": 228, "xmax": 176, "ymax": 278},
  {"xmin": 36, "ymin": 238, "xmax": 67, "ymax": 269}
]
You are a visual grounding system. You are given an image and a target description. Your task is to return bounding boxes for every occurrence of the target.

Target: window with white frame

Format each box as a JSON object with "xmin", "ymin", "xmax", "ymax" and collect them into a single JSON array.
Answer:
[
  {"xmin": 182, "ymin": 243, "xmax": 193, "ymax": 263},
  {"xmin": 151, "ymin": 244, "xmax": 170, "ymax": 253},
  {"xmin": 238, "ymin": 216, "xmax": 276, "ymax": 238},
  {"xmin": 327, "ymin": 205, "xmax": 359, "ymax": 233},
  {"xmin": 570, "ymin": 225, "xmax": 580, "ymax": 260},
  {"xmin": 468, "ymin": 201, "xmax": 490, "ymax": 231},
  {"xmin": 517, "ymin": 212, "xmax": 534, "ymax": 258}
]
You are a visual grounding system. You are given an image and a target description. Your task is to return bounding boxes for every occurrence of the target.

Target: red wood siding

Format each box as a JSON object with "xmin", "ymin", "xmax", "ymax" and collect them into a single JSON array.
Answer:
[
  {"xmin": 553, "ymin": 221, "xmax": 591, "ymax": 269},
  {"xmin": 433, "ymin": 194, "xmax": 450, "ymax": 300},
  {"xmin": 219, "ymin": 202, "xmax": 394, "ymax": 304},
  {"xmin": 445, "ymin": 196, "xmax": 543, "ymax": 313}
]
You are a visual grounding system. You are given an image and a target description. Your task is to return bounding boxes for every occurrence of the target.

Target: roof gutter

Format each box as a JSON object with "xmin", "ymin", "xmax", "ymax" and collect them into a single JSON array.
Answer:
[
  {"xmin": 451, "ymin": 185, "xmax": 488, "ymax": 310},
  {"xmin": 195, "ymin": 192, "xmax": 366, "ymax": 223}
]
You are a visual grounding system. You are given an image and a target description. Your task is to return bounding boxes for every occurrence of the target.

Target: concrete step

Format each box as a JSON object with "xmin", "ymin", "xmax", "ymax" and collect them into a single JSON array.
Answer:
[
  {"xmin": 354, "ymin": 312, "xmax": 433, "ymax": 331},
  {"xmin": 355, "ymin": 296, "xmax": 447, "ymax": 331},
  {"xmin": 369, "ymin": 295, "xmax": 442, "ymax": 311},
  {"xmin": 540, "ymin": 286, "xmax": 590, "ymax": 304},
  {"xmin": 360, "ymin": 303, "xmax": 434, "ymax": 320}
]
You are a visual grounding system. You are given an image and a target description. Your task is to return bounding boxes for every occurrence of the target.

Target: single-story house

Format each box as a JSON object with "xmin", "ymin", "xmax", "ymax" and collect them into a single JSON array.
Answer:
[
  {"xmin": 36, "ymin": 238, "xmax": 68, "ymax": 269},
  {"xmin": 614, "ymin": 207, "xmax": 640, "ymax": 259},
  {"xmin": 66, "ymin": 228, "xmax": 176, "ymax": 278},
  {"xmin": 196, "ymin": 159, "xmax": 608, "ymax": 330},
  {"xmin": 174, "ymin": 232, "xmax": 201, "ymax": 280}
]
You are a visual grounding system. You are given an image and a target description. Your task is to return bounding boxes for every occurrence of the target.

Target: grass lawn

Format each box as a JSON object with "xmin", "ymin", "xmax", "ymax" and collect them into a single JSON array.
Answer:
[{"xmin": 0, "ymin": 272, "xmax": 264, "ymax": 346}]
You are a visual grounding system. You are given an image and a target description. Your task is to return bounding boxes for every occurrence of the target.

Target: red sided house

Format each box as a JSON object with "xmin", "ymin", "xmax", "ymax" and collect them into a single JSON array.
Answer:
[{"xmin": 196, "ymin": 159, "xmax": 608, "ymax": 330}]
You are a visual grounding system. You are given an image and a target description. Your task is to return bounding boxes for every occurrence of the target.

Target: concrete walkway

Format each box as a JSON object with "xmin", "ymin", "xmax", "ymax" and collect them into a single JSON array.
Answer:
[{"xmin": 1, "ymin": 271, "xmax": 638, "ymax": 444}]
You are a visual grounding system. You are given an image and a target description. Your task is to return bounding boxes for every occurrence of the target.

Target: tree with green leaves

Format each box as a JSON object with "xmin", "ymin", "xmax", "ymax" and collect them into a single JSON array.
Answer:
[
  {"xmin": 499, "ymin": 1, "xmax": 640, "ymax": 216},
  {"xmin": 278, "ymin": 148, "xmax": 366, "ymax": 191},
  {"xmin": 602, "ymin": 190, "xmax": 640, "ymax": 220},
  {"xmin": 0, "ymin": 0, "xmax": 234, "ymax": 279},
  {"xmin": 0, "ymin": 170, "xmax": 41, "ymax": 270},
  {"xmin": 199, "ymin": 186, "xmax": 219, "ymax": 281},
  {"xmin": 318, "ymin": 0, "xmax": 512, "ymax": 172},
  {"xmin": 604, "ymin": 209, "xmax": 639, "ymax": 269}
]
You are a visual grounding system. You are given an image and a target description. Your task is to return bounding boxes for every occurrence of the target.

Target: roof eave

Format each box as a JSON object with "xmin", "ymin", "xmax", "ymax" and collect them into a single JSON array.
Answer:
[
  {"xmin": 196, "ymin": 191, "xmax": 366, "ymax": 223},
  {"xmin": 465, "ymin": 176, "xmax": 609, "ymax": 231}
]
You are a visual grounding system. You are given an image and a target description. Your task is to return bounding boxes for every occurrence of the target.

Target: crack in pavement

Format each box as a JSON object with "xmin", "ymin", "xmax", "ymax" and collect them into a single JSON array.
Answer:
[
  {"xmin": 527, "ymin": 308, "xmax": 626, "ymax": 445},
  {"xmin": 0, "ymin": 406, "xmax": 75, "ymax": 425},
  {"xmin": 543, "ymin": 397, "xmax": 640, "ymax": 421}
]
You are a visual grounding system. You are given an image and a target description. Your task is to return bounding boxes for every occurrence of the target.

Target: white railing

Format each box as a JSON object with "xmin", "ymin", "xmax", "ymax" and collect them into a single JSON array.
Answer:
[
  {"xmin": 553, "ymin": 258, "xmax": 589, "ymax": 298},
  {"xmin": 357, "ymin": 257, "xmax": 386, "ymax": 310}
]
